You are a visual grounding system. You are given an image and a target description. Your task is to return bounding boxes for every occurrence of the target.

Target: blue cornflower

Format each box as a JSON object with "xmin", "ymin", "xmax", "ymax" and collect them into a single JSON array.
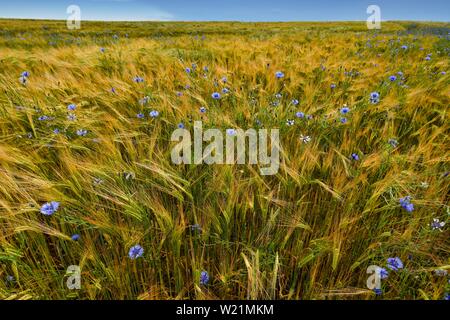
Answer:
[
  {"xmin": 53, "ymin": 128, "xmax": 60, "ymax": 134},
  {"xmin": 71, "ymin": 234, "xmax": 80, "ymax": 241},
  {"xmin": 387, "ymin": 257, "xmax": 404, "ymax": 271},
  {"xmin": 275, "ymin": 71, "xmax": 285, "ymax": 79},
  {"xmin": 76, "ymin": 129, "xmax": 87, "ymax": 136},
  {"xmin": 379, "ymin": 267, "xmax": 389, "ymax": 279},
  {"xmin": 296, "ymin": 111, "xmax": 305, "ymax": 118},
  {"xmin": 286, "ymin": 119, "xmax": 295, "ymax": 126},
  {"xmin": 370, "ymin": 92, "xmax": 380, "ymax": 104},
  {"xmin": 6, "ymin": 275, "xmax": 14, "ymax": 282},
  {"xmin": 275, "ymin": 93, "xmax": 282, "ymax": 99},
  {"xmin": 67, "ymin": 104, "xmax": 76, "ymax": 111},
  {"xmin": 100, "ymin": 47, "xmax": 105, "ymax": 53},
  {"xmin": 199, "ymin": 107, "xmax": 206, "ymax": 113},
  {"xmin": 200, "ymin": 271, "xmax": 209, "ymax": 285},
  {"xmin": 133, "ymin": 76, "xmax": 144, "ymax": 83},
  {"xmin": 21, "ymin": 71, "xmax": 30, "ymax": 78},
  {"xmin": 373, "ymin": 288, "xmax": 382, "ymax": 295},
  {"xmin": 388, "ymin": 138, "xmax": 399, "ymax": 147},
  {"xmin": 340, "ymin": 106, "xmax": 350, "ymax": 114},
  {"xmin": 177, "ymin": 123, "xmax": 185, "ymax": 129},
  {"xmin": 67, "ymin": 114, "xmax": 77, "ymax": 121},
  {"xmin": 137, "ymin": 113, "xmax": 145, "ymax": 119},
  {"xmin": 331, "ymin": 84, "xmax": 336, "ymax": 89},
  {"xmin": 291, "ymin": 99, "xmax": 299, "ymax": 105},
  {"xmin": 40, "ymin": 201, "xmax": 60, "ymax": 216},
  {"xmin": 306, "ymin": 115, "xmax": 313, "ymax": 120},
  {"xmin": 221, "ymin": 76, "xmax": 227, "ymax": 83},
  {"xmin": 351, "ymin": 153, "xmax": 359, "ymax": 161},
  {"xmin": 444, "ymin": 293, "xmax": 450, "ymax": 301},
  {"xmin": 128, "ymin": 245, "xmax": 144, "ymax": 259},
  {"xmin": 212, "ymin": 92, "xmax": 221, "ymax": 99},
  {"xmin": 340, "ymin": 117, "xmax": 347, "ymax": 124},
  {"xmin": 149, "ymin": 110, "xmax": 159, "ymax": 118},
  {"xmin": 389, "ymin": 75, "xmax": 397, "ymax": 82},
  {"xmin": 176, "ymin": 91, "xmax": 183, "ymax": 97},
  {"xmin": 185, "ymin": 67, "xmax": 191, "ymax": 74},
  {"xmin": 399, "ymin": 196, "xmax": 411, "ymax": 205},
  {"xmin": 111, "ymin": 87, "xmax": 116, "ymax": 94},
  {"xmin": 226, "ymin": 129, "xmax": 237, "ymax": 136},
  {"xmin": 399, "ymin": 196, "xmax": 414, "ymax": 212},
  {"xmin": 38, "ymin": 115, "xmax": 49, "ymax": 121},
  {"xmin": 222, "ymin": 88, "xmax": 230, "ymax": 94}
]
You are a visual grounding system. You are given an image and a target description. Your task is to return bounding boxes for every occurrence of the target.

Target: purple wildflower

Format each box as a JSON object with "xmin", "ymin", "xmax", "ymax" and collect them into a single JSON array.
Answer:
[
  {"xmin": 149, "ymin": 110, "xmax": 159, "ymax": 118},
  {"xmin": 387, "ymin": 257, "xmax": 404, "ymax": 271},
  {"xmin": 296, "ymin": 111, "xmax": 305, "ymax": 118},
  {"xmin": 200, "ymin": 271, "xmax": 209, "ymax": 285},
  {"xmin": 275, "ymin": 71, "xmax": 285, "ymax": 79},
  {"xmin": 128, "ymin": 245, "xmax": 144, "ymax": 259},
  {"xmin": 399, "ymin": 196, "xmax": 414, "ymax": 212},
  {"xmin": 40, "ymin": 201, "xmax": 60, "ymax": 216},
  {"xmin": 71, "ymin": 234, "xmax": 80, "ymax": 241}
]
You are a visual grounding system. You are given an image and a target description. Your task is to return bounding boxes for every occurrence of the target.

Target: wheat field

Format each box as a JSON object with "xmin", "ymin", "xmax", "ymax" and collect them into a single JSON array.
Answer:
[{"xmin": 0, "ymin": 19, "xmax": 449, "ymax": 300}]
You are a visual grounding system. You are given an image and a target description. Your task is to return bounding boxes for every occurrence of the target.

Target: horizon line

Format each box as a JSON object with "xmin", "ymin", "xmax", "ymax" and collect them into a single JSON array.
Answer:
[{"xmin": 0, "ymin": 17, "xmax": 449, "ymax": 23}]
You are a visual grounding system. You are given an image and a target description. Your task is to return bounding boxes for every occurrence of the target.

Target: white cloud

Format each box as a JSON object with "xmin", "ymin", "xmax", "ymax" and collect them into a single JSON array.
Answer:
[
  {"xmin": 144, "ymin": 9, "xmax": 175, "ymax": 21},
  {"xmin": 84, "ymin": 1, "xmax": 175, "ymax": 21}
]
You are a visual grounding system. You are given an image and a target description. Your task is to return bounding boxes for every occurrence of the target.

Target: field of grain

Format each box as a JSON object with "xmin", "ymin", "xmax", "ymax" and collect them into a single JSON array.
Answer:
[{"xmin": 0, "ymin": 19, "xmax": 449, "ymax": 300}]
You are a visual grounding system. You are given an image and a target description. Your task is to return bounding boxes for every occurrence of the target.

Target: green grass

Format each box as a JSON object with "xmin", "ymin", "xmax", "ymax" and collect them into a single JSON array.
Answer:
[{"xmin": 0, "ymin": 19, "xmax": 449, "ymax": 300}]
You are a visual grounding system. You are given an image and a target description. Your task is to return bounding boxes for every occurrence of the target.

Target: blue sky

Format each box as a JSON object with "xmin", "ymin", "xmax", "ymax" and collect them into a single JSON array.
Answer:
[{"xmin": 0, "ymin": 0, "xmax": 449, "ymax": 21}]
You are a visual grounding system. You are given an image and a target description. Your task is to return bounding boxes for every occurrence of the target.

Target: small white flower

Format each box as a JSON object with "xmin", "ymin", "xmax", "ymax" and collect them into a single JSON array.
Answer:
[
  {"xmin": 123, "ymin": 171, "xmax": 135, "ymax": 180},
  {"xmin": 19, "ymin": 76, "xmax": 27, "ymax": 84},
  {"xmin": 434, "ymin": 269, "xmax": 448, "ymax": 277},
  {"xmin": 431, "ymin": 218, "xmax": 445, "ymax": 231},
  {"xmin": 420, "ymin": 181, "xmax": 429, "ymax": 189},
  {"xmin": 300, "ymin": 135, "xmax": 311, "ymax": 144}
]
